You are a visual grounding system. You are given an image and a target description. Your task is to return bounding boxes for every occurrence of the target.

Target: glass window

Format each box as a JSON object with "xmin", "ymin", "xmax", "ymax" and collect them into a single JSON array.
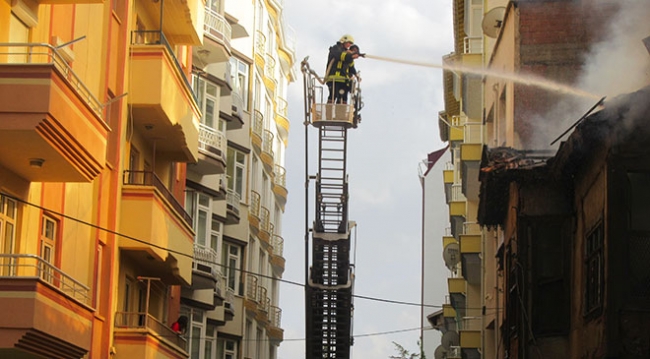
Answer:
[
  {"xmin": 227, "ymin": 148, "xmax": 247, "ymax": 199},
  {"xmin": 230, "ymin": 57, "xmax": 249, "ymax": 108},
  {"xmin": 223, "ymin": 241, "xmax": 241, "ymax": 293},
  {"xmin": 40, "ymin": 216, "xmax": 58, "ymax": 283},
  {"xmin": 584, "ymin": 222, "xmax": 604, "ymax": 316}
]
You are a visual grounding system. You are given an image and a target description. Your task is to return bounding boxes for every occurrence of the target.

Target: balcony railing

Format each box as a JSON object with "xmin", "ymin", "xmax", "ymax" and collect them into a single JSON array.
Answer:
[
  {"xmin": 464, "ymin": 122, "xmax": 483, "ymax": 144},
  {"xmin": 114, "ymin": 311, "xmax": 187, "ymax": 350},
  {"xmin": 0, "ymin": 254, "xmax": 91, "ymax": 306},
  {"xmin": 272, "ymin": 235, "xmax": 284, "ymax": 257},
  {"xmin": 451, "ymin": 183, "xmax": 466, "ymax": 202},
  {"xmin": 258, "ymin": 286, "xmax": 269, "ymax": 313},
  {"xmin": 262, "ymin": 130, "xmax": 275, "ymax": 157},
  {"xmin": 250, "ymin": 191, "xmax": 261, "ymax": 218},
  {"xmin": 226, "ymin": 188, "xmax": 241, "ymax": 216},
  {"xmin": 463, "ymin": 36, "xmax": 483, "ymax": 54},
  {"xmin": 270, "ymin": 305, "xmax": 282, "ymax": 328},
  {"xmin": 232, "ymin": 91, "xmax": 244, "ymax": 119},
  {"xmin": 448, "ymin": 346, "xmax": 462, "ymax": 358},
  {"xmin": 0, "ymin": 43, "xmax": 104, "ymax": 120},
  {"xmin": 255, "ymin": 31, "xmax": 266, "ymax": 56},
  {"xmin": 246, "ymin": 274, "xmax": 259, "ymax": 302},
  {"xmin": 123, "ymin": 170, "xmax": 192, "ymax": 226},
  {"xmin": 198, "ymin": 124, "xmax": 226, "ymax": 155},
  {"xmin": 273, "ymin": 164, "xmax": 287, "ymax": 188},
  {"xmin": 252, "ymin": 110, "xmax": 264, "ymax": 138},
  {"xmin": 445, "ymin": 161, "xmax": 454, "ymax": 171},
  {"xmin": 265, "ymin": 54, "xmax": 276, "ymax": 78},
  {"xmin": 193, "ymin": 245, "xmax": 219, "ymax": 276},
  {"xmin": 130, "ymin": 30, "xmax": 197, "ymax": 104},
  {"xmin": 204, "ymin": 8, "xmax": 232, "ymax": 45},
  {"xmin": 260, "ymin": 206, "xmax": 271, "ymax": 234},
  {"xmin": 277, "ymin": 97, "xmax": 288, "ymax": 117}
]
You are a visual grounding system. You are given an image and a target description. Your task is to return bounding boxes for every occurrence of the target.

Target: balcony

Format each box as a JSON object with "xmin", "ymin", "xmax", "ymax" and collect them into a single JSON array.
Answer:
[
  {"xmin": 269, "ymin": 305, "xmax": 284, "ymax": 343},
  {"xmin": 137, "ymin": 0, "xmax": 203, "ymax": 45},
  {"xmin": 114, "ymin": 312, "xmax": 187, "ymax": 358},
  {"xmin": 460, "ymin": 232, "xmax": 481, "ymax": 285},
  {"xmin": 449, "ymin": 116, "xmax": 465, "ymax": 142},
  {"xmin": 194, "ymin": 8, "xmax": 232, "ymax": 65},
  {"xmin": 0, "ymin": 254, "xmax": 93, "ymax": 359},
  {"xmin": 192, "ymin": 245, "xmax": 219, "ymax": 290},
  {"xmin": 261, "ymin": 130, "xmax": 275, "ymax": 173},
  {"xmin": 191, "ymin": 124, "xmax": 226, "ymax": 175},
  {"xmin": 256, "ymin": 286, "xmax": 270, "ymax": 324},
  {"xmin": 244, "ymin": 274, "xmax": 259, "ymax": 314},
  {"xmin": 272, "ymin": 164, "xmax": 288, "ymax": 209},
  {"xmin": 254, "ymin": 31, "xmax": 266, "ymax": 71},
  {"xmin": 249, "ymin": 191, "xmax": 261, "ymax": 236},
  {"xmin": 259, "ymin": 206, "xmax": 272, "ymax": 248},
  {"xmin": 275, "ymin": 97, "xmax": 290, "ymax": 143},
  {"xmin": 270, "ymin": 234, "xmax": 285, "ymax": 274},
  {"xmin": 129, "ymin": 31, "xmax": 200, "ymax": 163},
  {"xmin": 449, "ymin": 184, "xmax": 466, "ymax": 218},
  {"xmin": 0, "ymin": 43, "xmax": 108, "ymax": 182},
  {"xmin": 277, "ymin": 25, "xmax": 296, "ymax": 76},
  {"xmin": 264, "ymin": 54, "xmax": 277, "ymax": 93},
  {"xmin": 251, "ymin": 110, "xmax": 263, "ymax": 155},
  {"xmin": 226, "ymin": 188, "xmax": 241, "ymax": 224},
  {"xmin": 119, "ymin": 171, "xmax": 194, "ymax": 286},
  {"xmin": 448, "ymin": 277, "xmax": 466, "ymax": 318}
]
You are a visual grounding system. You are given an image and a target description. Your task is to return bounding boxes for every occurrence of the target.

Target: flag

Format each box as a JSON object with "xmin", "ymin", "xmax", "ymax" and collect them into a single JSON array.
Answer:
[{"xmin": 423, "ymin": 145, "xmax": 449, "ymax": 176}]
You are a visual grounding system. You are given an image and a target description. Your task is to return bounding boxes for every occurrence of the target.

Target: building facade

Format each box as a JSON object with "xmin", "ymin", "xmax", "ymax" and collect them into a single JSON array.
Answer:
[
  {"xmin": 0, "ymin": 0, "xmax": 294, "ymax": 358},
  {"xmin": 426, "ymin": 0, "xmax": 619, "ymax": 358}
]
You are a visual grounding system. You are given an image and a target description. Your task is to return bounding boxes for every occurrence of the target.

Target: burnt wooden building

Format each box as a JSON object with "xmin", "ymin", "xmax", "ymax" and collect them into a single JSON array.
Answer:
[{"xmin": 478, "ymin": 86, "xmax": 650, "ymax": 358}]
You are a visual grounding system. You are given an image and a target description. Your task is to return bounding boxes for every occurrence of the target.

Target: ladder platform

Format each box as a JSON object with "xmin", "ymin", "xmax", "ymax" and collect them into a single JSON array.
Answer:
[{"xmin": 311, "ymin": 103, "xmax": 359, "ymax": 128}]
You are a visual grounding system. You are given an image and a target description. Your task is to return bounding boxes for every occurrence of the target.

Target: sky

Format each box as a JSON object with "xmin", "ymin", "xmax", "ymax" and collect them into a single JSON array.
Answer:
[{"xmin": 277, "ymin": 0, "xmax": 454, "ymax": 358}]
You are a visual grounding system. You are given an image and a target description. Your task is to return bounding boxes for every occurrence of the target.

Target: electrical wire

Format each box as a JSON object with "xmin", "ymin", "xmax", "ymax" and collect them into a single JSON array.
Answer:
[{"xmin": 0, "ymin": 191, "xmax": 503, "ymax": 311}]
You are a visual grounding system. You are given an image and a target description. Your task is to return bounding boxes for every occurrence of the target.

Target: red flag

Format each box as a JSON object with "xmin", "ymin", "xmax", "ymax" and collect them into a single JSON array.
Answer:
[{"xmin": 424, "ymin": 145, "xmax": 449, "ymax": 176}]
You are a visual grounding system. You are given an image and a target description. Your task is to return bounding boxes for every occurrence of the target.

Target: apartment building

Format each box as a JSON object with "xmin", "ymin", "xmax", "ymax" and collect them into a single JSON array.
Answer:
[
  {"xmin": 426, "ymin": 0, "xmax": 616, "ymax": 358},
  {"xmin": 0, "ymin": 0, "xmax": 294, "ymax": 358}
]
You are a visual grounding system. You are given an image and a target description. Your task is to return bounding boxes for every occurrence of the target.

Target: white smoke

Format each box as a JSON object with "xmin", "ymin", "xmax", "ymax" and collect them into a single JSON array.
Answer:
[{"xmin": 528, "ymin": 1, "xmax": 650, "ymax": 149}]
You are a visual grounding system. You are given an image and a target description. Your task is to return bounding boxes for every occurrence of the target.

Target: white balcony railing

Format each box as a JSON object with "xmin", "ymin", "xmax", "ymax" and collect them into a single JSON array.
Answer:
[
  {"xmin": 0, "ymin": 254, "xmax": 91, "ymax": 306},
  {"xmin": 273, "ymin": 164, "xmax": 287, "ymax": 188},
  {"xmin": 199, "ymin": 124, "xmax": 226, "ymax": 155},
  {"xmin": 193, "ymin": 245, "xmax": 219, "ymax": 276},
  {"xmin": 204, "ymin": 8, "xmax": 232, "ymax": 46},
  {"xmin": 272, "ymin": 235, "xmax": 284, "ymax": 257},
  {"xmin": 463, "ymin": 36, "xmax": 483, "ymax": 54},
  {"xmin": 451, "ymin": 184, "xmax": 466, "ymax": 202}
]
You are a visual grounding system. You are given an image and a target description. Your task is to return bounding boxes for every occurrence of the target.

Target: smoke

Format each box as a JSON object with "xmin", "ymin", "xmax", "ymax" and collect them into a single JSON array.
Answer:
[{"xmin": 528, "ymin": 1, "xmax": 650, "ymax": 149}]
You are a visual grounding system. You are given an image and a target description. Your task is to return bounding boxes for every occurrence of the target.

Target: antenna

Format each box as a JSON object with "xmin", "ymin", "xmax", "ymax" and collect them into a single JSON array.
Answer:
[
  {"xmin": 434, "ymin": 345, "xmax": 447, "ymax": 359},
  {"xmin": 442, "ymin": 242, "xmax": 460, "ymax": 270},
  {"xmin": 481, "ymin": 7, "xmax": 506, "ymax": 38},
  {"xmin": 441, "ymin": 330, "xmax": 460, "ymax": 350}
]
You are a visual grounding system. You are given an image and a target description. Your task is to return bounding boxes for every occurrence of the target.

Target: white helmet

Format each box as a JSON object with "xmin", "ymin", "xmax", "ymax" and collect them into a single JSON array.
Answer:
[{"xmin": 339, "ymin": 34, "xmax": 355, "ymax": 43}]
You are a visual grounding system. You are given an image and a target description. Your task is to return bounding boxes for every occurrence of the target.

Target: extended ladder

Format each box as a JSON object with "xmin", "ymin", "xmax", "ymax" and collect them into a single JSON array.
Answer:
[{"xmin": 301, "ymin": 58, "xmax": 362, "ymax": 358}]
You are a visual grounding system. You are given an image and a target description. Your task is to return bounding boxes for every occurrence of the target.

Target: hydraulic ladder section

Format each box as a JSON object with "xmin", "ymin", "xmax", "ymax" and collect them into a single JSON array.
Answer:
[{"xmin": 301, "ymin": 58, "xmax": 362, "ymax": 358}]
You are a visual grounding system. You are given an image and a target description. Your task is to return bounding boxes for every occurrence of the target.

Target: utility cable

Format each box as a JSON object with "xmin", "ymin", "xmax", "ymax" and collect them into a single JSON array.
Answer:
[{"xmin": 0, "ymin": 191, "xmax": 503, "ymax": 311}]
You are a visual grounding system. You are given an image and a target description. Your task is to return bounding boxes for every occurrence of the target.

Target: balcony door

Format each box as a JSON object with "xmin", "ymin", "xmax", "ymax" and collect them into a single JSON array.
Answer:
[{"xmin": 0, "ymin": 196, "xmax": 17, "ymax": 276}]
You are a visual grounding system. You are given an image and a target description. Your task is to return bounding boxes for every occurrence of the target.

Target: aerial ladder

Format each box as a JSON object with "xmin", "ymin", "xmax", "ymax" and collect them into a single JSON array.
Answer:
[{"xmin": 301, "ymin": 57, "xmax": 362, "ymax": 358}]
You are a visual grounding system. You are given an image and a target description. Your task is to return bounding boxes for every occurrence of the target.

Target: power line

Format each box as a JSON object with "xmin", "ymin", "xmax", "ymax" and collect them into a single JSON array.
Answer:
[{"xmin": 0, "ymin": 191, "xmax": 502, "ymax": 311}]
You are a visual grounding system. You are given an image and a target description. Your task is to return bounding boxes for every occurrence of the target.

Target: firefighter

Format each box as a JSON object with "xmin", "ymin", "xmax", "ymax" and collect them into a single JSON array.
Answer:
[{"xmin": 325, "ymin": 43, "xmax": 363, "ymax": 104}]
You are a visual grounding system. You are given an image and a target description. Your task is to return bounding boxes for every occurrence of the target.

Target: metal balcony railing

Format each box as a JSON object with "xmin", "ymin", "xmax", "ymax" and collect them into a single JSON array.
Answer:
[
  {"xmin": 464, "ymin": 122, "xmax": 483, "ymax": 144},
  {"xmin": 445, "ymin": 227, "xmax": 452, "ymax": 237},
  {"xmin": 204, "ymin": 8, "xmax": 232, "ymax": 45},
  {"xmin": 250, "ymin": 191, "xmax": 261, "ymax": 218},
  {"xmin": 258, "ymin": 286, "xmax": 270, "ymax": 313},
  {"xmin": 255, "ymin": 31, "xmax": 266, "ymax": 55},
  {"xmin": 273, "ymin": 164, "xmax": 287, "ymax": 188},
  {"xmin": 448, "ymin": 346, "xmax": 462, "ymax": 358},
  {"xmin": 272, "ymin": 235, "xmax": 284, "ymax": 257},
  {"xmin": 130, "ymin": 30, "xmax": 197, "ymax": 104},
  {"xmin": 270, "ymin": 305, "xmax": 282, "ymax": 328},
  {"xmin": 260, "ymin": 206, "xmax": 271, "ymax": 234},
  {"xmin": 265, "ymin": 54, "xmax": 276, "ymax": 78},
  {"xmin": 226, "ymin": 188, "xmax": 241, "ymax": 216},
  {"xmin": 0, "ymin": 43, "xmax": 104, "ymax": 120},
  {"xmin": 246, "ymin": 274, "xmax": 259, "ymax": 302},
  {"xmin": 123, "ymin": 170, "xmax": 192, "ymax": 226},
  {"xmin": 277, "ymin": 97, "xmax": 288, "ymax": 118},
  {"xmin": 252, "ymin": 110, "xmax": 264, "ymax": 138},
  {"xmin": 198, "ymin": 124, "xmax": 226, "ymax": 155},
  {"xmin": 445, "ymin": 161, "xmax": 454, "ymax": 171},
  {"xmin": 262, "ymin": 130, "xmax": 275, "ymax": 158},
  {"xmin": 114, "ymin": 311, "xmax": 187, "ymax": 350},
  {"xmin": 0, "ymin": 254, "xmax": 91, "ymax": 306}
]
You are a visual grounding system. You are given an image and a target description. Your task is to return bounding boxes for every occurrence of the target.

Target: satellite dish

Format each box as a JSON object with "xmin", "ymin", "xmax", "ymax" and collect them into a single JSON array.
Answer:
[
  {"xmin": 482, "ymin": 7, "xmax": 506, "ymax": 38},
  {"xmin": 442, "ymin": 242, "xmax": 460, "ymax": 270},
  {"xmin": 434, "ymin": 345, "xmax": 447, "ymax": 359},
  {"xmin": 441, "ymin": 330, "xmax": 460, "ymax": 350}
]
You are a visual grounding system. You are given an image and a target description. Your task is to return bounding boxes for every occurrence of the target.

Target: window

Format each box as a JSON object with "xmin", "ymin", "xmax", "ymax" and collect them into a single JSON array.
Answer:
[
  {"xmin": 0, "ymin": 195, "xmax": 17, "ymax": 276},
  {"xmin": 230, "ymin": 57, "xmax": 249, "ymax": 108},
  {"xmin": 227, "ymin": 148, "xmax": 246, "ymax": 200},
  {"xmin": 585, "ymin": 222, "xmax": 604, "ymax": 316},
  {"xmin": 223, "ymin": 241, "xmax": 242, "ymax": 294},
  {"xmin": 40, "ymin": 215, "xmax": 58, "ymax": 283},
  {"xmin": 217, "ymin": 338, "xmax": 238, "ymax": 359},
  {"xmin": 256, "ymin": 327, "xmax": 263, "ymax": 359},
  {"xmin": 193, "ymin": 76, "xmax": 219, "ymax": 129}
]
